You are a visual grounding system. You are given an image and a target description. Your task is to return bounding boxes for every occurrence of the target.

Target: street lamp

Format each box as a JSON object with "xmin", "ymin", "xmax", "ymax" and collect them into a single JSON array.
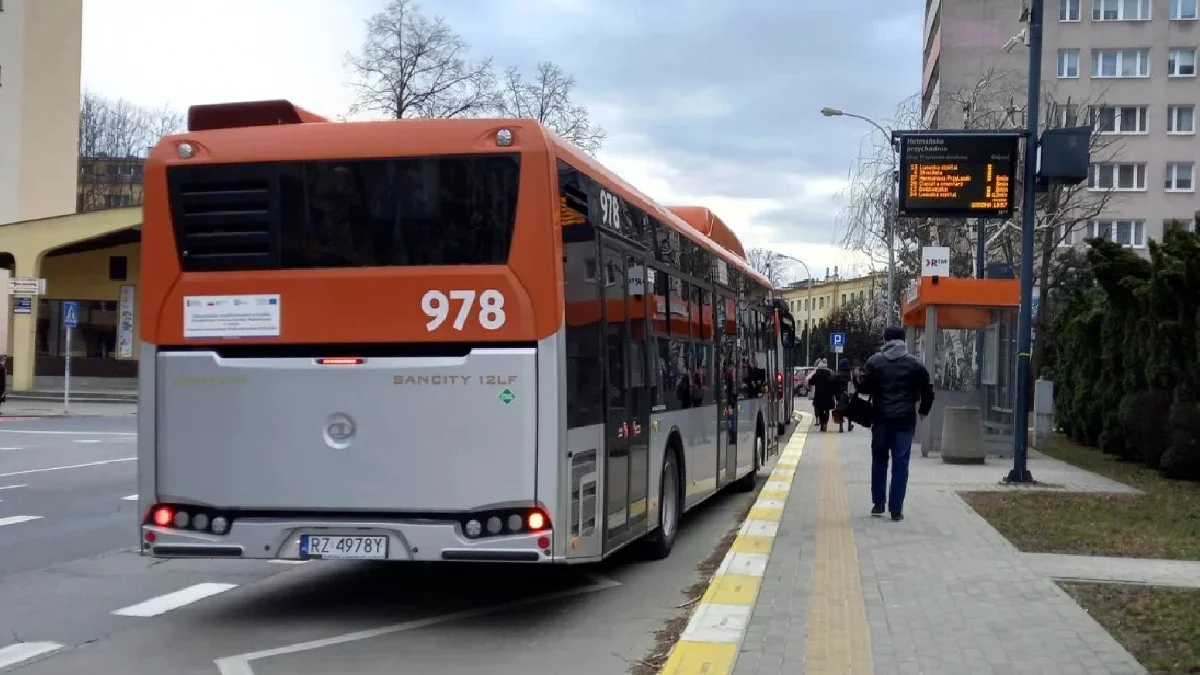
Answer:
[
  {"xmin": 772, "ymin": 253, "xmax": 813, "ymax": 367},
  {"xmin": 822, "ymin": 106, "xmax": 899, "ymax": 325}
]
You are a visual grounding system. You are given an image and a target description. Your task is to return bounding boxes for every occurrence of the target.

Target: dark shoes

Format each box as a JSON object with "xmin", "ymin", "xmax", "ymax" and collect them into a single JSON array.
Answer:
[{"xmin": 871, "ymin": 504, "xmax": 904, "ymax": 521}]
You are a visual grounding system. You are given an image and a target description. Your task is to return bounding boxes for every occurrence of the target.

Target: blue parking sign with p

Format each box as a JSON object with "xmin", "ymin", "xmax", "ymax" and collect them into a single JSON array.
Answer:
[
  {"xmin": 830, "ymin": 332, "xmax": 846, "ymax": 348},
  {"xmin": 63, "ymin": 301, "xmax": 79, "ymax": 328}
]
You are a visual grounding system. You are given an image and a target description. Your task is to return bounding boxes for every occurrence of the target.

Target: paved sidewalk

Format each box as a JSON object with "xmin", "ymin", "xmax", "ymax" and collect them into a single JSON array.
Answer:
[
  {"xmin": 1024, "ymin": 552, "xmax": 1200, "ymax": 589},
  {"xmin": 0, "ymin": 399, "xmax": 137, "ymax": 417},
  {"xmin": 663, "ymin": 421, "xmax": 1150, "ymax": 675}
]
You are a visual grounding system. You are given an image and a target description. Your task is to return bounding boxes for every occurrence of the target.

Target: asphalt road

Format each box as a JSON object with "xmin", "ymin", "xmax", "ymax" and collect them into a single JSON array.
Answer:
[{"xmin": 0, "ymin": 411, "xmax": 785, "ymax": 674}]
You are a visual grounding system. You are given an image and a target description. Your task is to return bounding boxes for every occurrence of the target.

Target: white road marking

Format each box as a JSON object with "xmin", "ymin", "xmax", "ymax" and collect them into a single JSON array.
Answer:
[
  {"xmin": 112, "ymin": 582, "xmax": 239, "ymax": 617},
  {"xmin": 74, "ymin": 439, "xmax": 102, "ymax": 444},
  {"xmin": 122, "ymin": 494, "xmax": 138, "ymax": 501},
  {"xmin": 0, "ymin": 516, "xmax": 43, "ymax": 528},
  {"xmin": 0, "ymin": 429, "xmax": 135, "ymax": 436},
  {"xmin": 0, "ymin": 641, "xmax": 64, "ymax": 669},
  {"xmin": 0, "ymin": 484, "xmax": 25, "ymax": 491},
  {"xmin": 0, "ymin": 457, "xmax": 135, "ymax": 478},
  {"xmin": 213, "ymin": 575, "xmax": 622, "ymax": 675},
  {"xmin": 0, "ymin": 447, "xmax": 23, "ymax": 451}
]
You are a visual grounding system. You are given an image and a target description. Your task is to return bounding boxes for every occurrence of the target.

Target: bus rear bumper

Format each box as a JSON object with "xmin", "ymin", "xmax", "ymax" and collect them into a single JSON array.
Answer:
[{"xmin": 140, "ymin": 517, "xmax": 557, "ymax": 563}]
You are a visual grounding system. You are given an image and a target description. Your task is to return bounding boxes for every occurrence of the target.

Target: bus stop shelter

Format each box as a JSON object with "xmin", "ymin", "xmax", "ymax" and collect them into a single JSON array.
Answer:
[{"xmin": 900, "ymin": 276, "xmax": 1021, "ymax": 458}]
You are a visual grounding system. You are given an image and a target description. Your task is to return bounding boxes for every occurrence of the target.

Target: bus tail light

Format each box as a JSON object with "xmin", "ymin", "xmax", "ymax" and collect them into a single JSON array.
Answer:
[
  {"xmin": 152, "ymin": 505, "xmax": 174, "ymax": 527},
  {"xmin": 459, "ymin": 508, "xmax": 550, "ymax": 539},
  {"xmin": 146, "ymin": 503, "xmax": 232, "ymax": 535},
  {"xmin": 316, "ymin": 357, "xmax": 364, "ymax": 365}
]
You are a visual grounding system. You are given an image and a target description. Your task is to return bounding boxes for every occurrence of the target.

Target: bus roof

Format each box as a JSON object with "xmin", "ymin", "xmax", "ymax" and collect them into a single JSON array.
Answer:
[
  {"xmin": 545, "ymin": 131, "xmax": 770, "ymax": 289},
  {"xmin": 666, "ymin": 206, "xmax": 748, "ymax": 260},
  {"xmin": 167, "ymin": 98, "xmax": 772, "ymax": 290}
]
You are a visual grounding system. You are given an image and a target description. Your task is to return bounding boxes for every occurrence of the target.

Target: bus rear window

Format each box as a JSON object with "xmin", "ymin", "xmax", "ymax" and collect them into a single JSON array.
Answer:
[{"xmin": 167, "ymin": 154, "xmax": 520, "ymax": 272}]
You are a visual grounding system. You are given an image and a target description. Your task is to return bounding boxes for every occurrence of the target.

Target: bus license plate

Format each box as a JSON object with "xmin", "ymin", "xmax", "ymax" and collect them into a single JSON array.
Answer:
[{"xmin": 300, "ymin": 535, "xmax": 389, "ymax": 560}]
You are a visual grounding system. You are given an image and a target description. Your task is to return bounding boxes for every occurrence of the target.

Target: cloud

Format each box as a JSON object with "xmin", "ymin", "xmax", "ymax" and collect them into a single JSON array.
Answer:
[{"xmin": 82, "ymin": 0, "xmax": 921, "ymax": 280}]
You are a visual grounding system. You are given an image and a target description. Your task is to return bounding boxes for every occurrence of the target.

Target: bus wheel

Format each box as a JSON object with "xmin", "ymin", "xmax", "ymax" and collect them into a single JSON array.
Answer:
[{"xmin": 644, "ymin": 447, "xmax": 681, "ymax": 560}]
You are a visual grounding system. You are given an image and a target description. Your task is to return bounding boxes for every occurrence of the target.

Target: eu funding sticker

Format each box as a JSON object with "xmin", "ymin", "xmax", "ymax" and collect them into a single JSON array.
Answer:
[{"xmin": 183, "ymin": 295, "xmax": 281, "ymax": 338}]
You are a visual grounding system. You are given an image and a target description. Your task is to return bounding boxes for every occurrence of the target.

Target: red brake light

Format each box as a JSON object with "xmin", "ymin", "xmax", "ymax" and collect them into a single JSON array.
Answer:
[
  {"xmin": 316, "ymin": 357, "xmax": 364, "ymax": 365},
  {"xmin": 527, "ymin": 511, "xmax": 547, "ymax": 531},
  {"xmin": 152, "ymin": 506, "xmax": 173, "ymax": 527}
]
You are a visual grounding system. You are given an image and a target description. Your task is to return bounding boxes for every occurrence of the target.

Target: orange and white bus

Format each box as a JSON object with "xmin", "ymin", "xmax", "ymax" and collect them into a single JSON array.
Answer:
[{"xmin": 136, "ymin": 99, "xmax": 795, "ymax": 564}]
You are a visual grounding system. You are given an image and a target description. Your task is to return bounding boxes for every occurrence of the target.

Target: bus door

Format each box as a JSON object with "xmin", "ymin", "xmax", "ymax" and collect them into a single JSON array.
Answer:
[
  {"xmin": 715, "ymin": 293, "xmax": 737, "ymax": 487},
  {"xmin": 598, "ymin": 242, "xmax": 649, "ymax": 553}
]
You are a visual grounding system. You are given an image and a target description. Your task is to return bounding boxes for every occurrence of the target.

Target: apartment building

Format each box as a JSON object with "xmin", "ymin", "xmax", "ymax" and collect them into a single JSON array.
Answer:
[
  {"xmin": 780, "ymin": 270, "xmax": 885, "ymax": 334},
  {"xmin": 0, "ymin": 0, "xmax": 84, "ymax": 225},
  {"xmin": 923, "ymin": 0, "xmax": 1200, "ymax": 254}
]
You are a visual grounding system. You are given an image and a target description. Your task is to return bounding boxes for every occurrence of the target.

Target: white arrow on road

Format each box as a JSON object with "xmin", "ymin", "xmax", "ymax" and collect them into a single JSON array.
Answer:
[{"xmin": 213, "ymin": 574, "xmax": 621, "ymax": 675}]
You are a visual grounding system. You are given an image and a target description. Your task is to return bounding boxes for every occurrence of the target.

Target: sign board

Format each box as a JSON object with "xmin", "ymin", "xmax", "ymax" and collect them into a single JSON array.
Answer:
[
  {"xmin": 117, "ymin": 285, "xmax": 136, "ymax": 359},
  {"xmin": 13, "ymin": 297, "xmax": 31, "ymax": 314},
  {"xmin": 62, "ymin": 300, "xmax": 79, "ymax": 328},
  {"xmin": 897, "ymin": 132, "xmax": 1020, "ymax": 219},
  {"xmin": 921, "ymin": 246, "xmax": 951, "ymax": 277},
  {"xmin": 183, "ymin": 294, "xmax": 281, "ymax": 338},
  {"xmin": 829, "ymin": 332, "xmax": 846, "ymax": 349},
  {"xmin": 8, "ymin": 277, "xmax": 46, "ymax": 296}
]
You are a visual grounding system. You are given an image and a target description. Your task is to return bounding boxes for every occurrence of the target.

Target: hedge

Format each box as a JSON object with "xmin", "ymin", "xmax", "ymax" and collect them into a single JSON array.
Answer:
[{"xmin": 1052, "ymin": 228, "xmax": 1200, "ymax": 481}]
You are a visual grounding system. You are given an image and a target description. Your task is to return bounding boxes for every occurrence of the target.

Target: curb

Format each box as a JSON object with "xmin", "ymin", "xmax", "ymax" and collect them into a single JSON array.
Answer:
[{"xmin": 659, "ymin": 411, "xmax": 810, "ymax": 675}]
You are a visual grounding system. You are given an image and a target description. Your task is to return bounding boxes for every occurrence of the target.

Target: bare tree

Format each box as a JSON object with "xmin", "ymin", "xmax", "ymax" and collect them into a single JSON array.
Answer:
[
  {"xmin": 346, "ymin": 0, "xmax": 497, "ymax": 119},
  {"xmin": 77, "ymin": 90, "xmax": 184, "ymax": 212},
  {"xmin": 746, "ymin": 248, "xmax": 795, "ymax": 288},
  {"xmin": 835, "ymin": 67, "xmax": 1121, "ymax": 377},
  {"xmin": 495, "ymin": 61, "xmax": 606, "ymax": 154}
]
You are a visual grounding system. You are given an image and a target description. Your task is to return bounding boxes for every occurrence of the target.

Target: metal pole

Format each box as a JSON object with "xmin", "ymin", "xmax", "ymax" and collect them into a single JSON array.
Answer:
[
  {"xmin": 975, "ymin": 218, "xmax": 986, "ymax": 391},
  {"xmin": 886, "ymin": 212, "xmax": 896, "ymax": 325},
  {"xmin": 1007, "ymin": 0, "xmax": 1042, "ymax": 484},
  {"xmin": 63, "ymin": 327, "xmax": 71, "ymax": 415},
  {"xmin": 806, "ymin": 281, "xmax": 813, "ymax": 365}
]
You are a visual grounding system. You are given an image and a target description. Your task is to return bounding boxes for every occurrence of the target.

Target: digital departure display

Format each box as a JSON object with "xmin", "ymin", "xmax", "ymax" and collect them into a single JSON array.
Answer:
[{"xmin": 897, "ymin": 133, "xmax": 1020, "ymax": 219}]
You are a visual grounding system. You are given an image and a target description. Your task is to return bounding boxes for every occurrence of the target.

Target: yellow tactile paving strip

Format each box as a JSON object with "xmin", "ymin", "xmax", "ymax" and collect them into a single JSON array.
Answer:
[
  {"xmin": 804, "ymin": 431, "xmax": 873, "ymax": 674},
  {"xmin": 659, "ymin": 412, "xmax": 811, "ymax": 675}
]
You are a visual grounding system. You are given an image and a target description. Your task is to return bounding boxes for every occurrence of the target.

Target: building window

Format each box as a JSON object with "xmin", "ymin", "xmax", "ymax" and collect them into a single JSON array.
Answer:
[
  {"xmin": 1092, "ymin": 105, "xmax": 1148, "ymax": 133},
  {"xmin": 1167, "ymin": 105, "xmax": 1196, "ymax": 134},
  {"xmin": 1093, "ymin": 0, "xmax": 1151, "ymax": 20},
  {"xmin": 1057, "ymin": 49, "xmax": 1080, "ymax": 77},
  {"xmin": 1171, "ymin": 0, "xmax": 1198, "ymax": 19},
  {"xmin": 1056, "ymin": 104, "xmax": 1081, "ymax": 127},
  {"xmin": 1061, "ymin": 0, "xmax": 1081, "ymax": 20},
  {"xmin": 1168, "ymin": 48, "xmax": 1197, "ymax": 76},
  {"xmin": 1165, "ymin": 162, "xmax": 1195, "ymax": 191},
  {"xmin": 1057, "ymin": 222, "xmax": 1087, "ymax": 247},
  {"xmin": 1089, "ymin": 163, "xmax": 1147, "ymax": 191},
  {"xmin": 1092, "ymin": 219, "xmax": 1146, "ymax": 248},
  {"xmin": 1092, "ymin": 48, "xmax": 1151, "ymax": 77},
  {"xmin": 1164, "ymin": 218, "xmax": 1196, "ymax": 232}
]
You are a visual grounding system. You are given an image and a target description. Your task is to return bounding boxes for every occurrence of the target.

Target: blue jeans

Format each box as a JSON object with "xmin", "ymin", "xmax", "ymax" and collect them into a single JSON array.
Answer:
[{"xmin": 871, "ymin": 423, "xmax": 915, "ymax": 514}]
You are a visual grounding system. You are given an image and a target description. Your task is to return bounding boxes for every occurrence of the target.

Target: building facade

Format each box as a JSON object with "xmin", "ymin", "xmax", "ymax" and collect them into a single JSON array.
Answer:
[
  {"xmin": 780, "ymin": 270, "xmax": 885, "ymax": 334},
  {"xmin": 923, "ymin": 0, "xmax": 1200, "ymax": 253},
  {"xmin": 0, "ymin": 0, "xmax": 84, "ymax": 224}
]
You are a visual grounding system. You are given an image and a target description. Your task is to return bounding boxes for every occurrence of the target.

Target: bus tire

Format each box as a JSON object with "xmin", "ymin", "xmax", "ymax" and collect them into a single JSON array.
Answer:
[{"xmin": 644, "ymin": 443, "xmax": 682, "ymax": 560}]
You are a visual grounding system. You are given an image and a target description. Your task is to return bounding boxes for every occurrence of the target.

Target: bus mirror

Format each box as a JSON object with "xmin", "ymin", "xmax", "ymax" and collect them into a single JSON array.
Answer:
[{"xmin": 781, "ymin": 329, "xmax": 796, "ymax": 348}]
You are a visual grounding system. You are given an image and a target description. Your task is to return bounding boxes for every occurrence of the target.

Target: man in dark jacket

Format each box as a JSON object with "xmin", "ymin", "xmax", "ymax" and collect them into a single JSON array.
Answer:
[{"xmin": 858, "ymin": 326, "xmax": 934, "ymax": 521}]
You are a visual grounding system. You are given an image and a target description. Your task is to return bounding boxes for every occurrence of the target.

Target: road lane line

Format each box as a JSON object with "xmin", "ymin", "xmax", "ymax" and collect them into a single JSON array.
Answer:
[
  {"xmin": 0, "ymin": 484, "xmax": 26, "ymax": 491},
  {"xmin": 74, "ymin": 439, "xmax": 102, "ymax": 444},
  {"xmin": 0, "ymin": 457, "xmax": 135, "ymax": 478},
  {"xmin": 112, "ymin": 583, "xmax": 239, "ymax": 617},
  {"xmin": 214, "ymin": 574, "xmax": 621, "ymax": 675},
  {"xmin": 0, "ymin": 515, "xmax": 43, "ymax": 528},
  {"xmin": 0, "ymin": 429, "xmax": 135, "ymax": 436},
  {"xmin": 122, "ymin": 494, "xmax": 138, "ymax": 501},
  {"xmin": 0, "ymin": 642, "xmax": 64, "ymax": 669},
  {"xmin": 0, "ymin": 447, "xmax": 23, "ymax": 451}
]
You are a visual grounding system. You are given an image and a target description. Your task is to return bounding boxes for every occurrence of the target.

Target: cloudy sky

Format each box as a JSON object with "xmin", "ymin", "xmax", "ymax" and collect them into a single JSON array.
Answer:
[{"xmin": 82, "ymin": 0, "xmax": 922, "ymax": 281}]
